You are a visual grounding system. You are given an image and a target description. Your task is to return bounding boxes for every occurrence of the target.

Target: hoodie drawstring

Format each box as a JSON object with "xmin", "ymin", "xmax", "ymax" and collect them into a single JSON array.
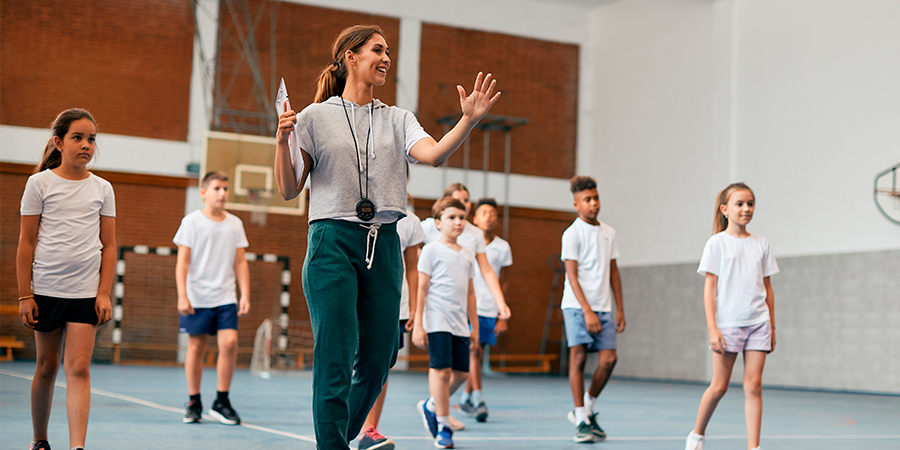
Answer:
[{"xmin": 360, "ymin": 223, "xmax": 380, "ymax": 270}]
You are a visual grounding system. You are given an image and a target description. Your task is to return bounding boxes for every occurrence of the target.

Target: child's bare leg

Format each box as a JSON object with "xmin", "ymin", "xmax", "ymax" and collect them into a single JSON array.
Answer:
[
  {"xmin": 216, "ymin": 329, "xmax": 238, "ymax": 392},
  {"xmin": 693, "ymin": 351, "xmax": 737, "ymax": 435},
  {"xmin": 466, "ymin": 344, "xmax": 483, "ymax": 394},
  {"xmin": 743, "ymin": 351, "xmax": 767, "ymax": 449},
  {"xmin": 32, "ymin": 328, "xmax": 64, "ymax": 442},
  {"xmin": 449, "ymin": 370, "xmax": 469, "ymax": 397},
  {"xmin": 185, "ymin": 335, "xmax": 208, "ymax": 395},
  {"xmin": 63, "ymin": 323, "xmax": 97, "ymax": 448},
  {"xmin": 588, "ymin": 349, "xmax": 617, "ymax": 397},
  {"xmin": 429, "ymin": 368, "xmax": 453, "ymax": 416},
  {"xmin": 568, "ymin": 345, "xmax": 587, "ymax": 406},
  {"xmin": 363, "ymin": 380, "xmax": 389, "ymax": 430}
]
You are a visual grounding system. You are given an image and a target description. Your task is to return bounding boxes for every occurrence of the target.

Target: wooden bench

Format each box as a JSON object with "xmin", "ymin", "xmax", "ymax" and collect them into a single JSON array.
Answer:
[
  {"xmin": 1, "ymin": 304, "xmax": 25, "ymax": 361},
  {"xmin": 398, "ymin": 353, "xmax": 559, "ymax": 373}
]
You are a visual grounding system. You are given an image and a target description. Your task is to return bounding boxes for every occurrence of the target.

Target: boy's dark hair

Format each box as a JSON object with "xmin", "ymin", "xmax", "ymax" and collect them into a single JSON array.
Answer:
[
  {"xmin": 443, "ymin": 182, "xmax": 469, "ymax": 198},
  {"xmin": 474, "ymin": 197, "xmax": 499, "ymax": 212},
  {"xmin": 570, "ymin": 175, "xmax": 597, "ymax": 195},
  {"xmin": 201, "ymin": 171, "xmax": 229, "ymax": 189},
  {"xmin": 432, "ymin": 197, "xmax": 467, "ymax": 220}
]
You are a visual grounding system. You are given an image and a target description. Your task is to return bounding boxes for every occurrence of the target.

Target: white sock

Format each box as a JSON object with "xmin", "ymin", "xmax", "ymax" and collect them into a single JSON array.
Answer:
[
  {"xmin": 584, "ymin": 392, "xmax": 597, "ymax": 413},
  {"xmin": 426, "ymin": 397, "xmax": 435, "ymax": 412},
  {"xmin": 471, "ymin": 389, "xmax": 483, "ymax": 405},
  {"xmin": 687, "ymin": 431, "xmax": 704, "ymax": 440},
  {"xmin": 460, "ymin": 391, "xmax": 471, "ymax": 404},
  {"xmin": 575, "ymin": 406, "xmax": 588, "ymax": 424},
  {"xmin": 437, "ymin": 415, "xmax": 451, "ymax": 430}
]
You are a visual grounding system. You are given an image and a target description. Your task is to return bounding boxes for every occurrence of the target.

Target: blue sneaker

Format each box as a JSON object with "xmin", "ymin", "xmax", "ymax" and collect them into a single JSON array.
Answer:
[
  {"xmin": 417, "ymin": 399, "xmax": 438, "ymax": 437},
  {"xmin": 458, "ymin": 398, "xmax": 476, "ymax": 416},
  {"xmin": 434, "ymin": 425, "xmax": 454, "ymax": 448}
]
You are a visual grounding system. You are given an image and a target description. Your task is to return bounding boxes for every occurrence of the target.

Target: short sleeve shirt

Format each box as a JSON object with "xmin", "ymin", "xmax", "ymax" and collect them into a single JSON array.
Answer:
[
  {"xmin": 473, "ymin": 237, "xmax": 513, "ymax": 317},
  {"xmin": 417, "ymin": 242, "xmax": 475, "ymax": 337},
  {"xmin": 421, "ymin": 218, "xmax": 487, "ymax": 254},
  {"xmin": 697, "ymin": 232, "xmax": 779, "ymax": 328},
  {"xmin": 397, "ymin": 209, "xmax": 426, "ymax": 320},
  {"xmin": 560, "ymin": 218, "xmax": 620, "ymax": 312},
  {"xmin": 20, "ymin": 170, "xmax": 116, "ymax": 298},
  {"xmin": 173, "ymin": 210, "xmax": 249, "ymax": 308}
]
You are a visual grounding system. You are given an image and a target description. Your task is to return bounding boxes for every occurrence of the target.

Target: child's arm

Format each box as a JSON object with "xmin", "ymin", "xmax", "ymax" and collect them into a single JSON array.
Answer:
[
  {"xmin": 95, "ymin": 216, "xmax": 116, "ymax": 325},
  {"xmin": 467, "ymin": 279, "xmax": 479, "ymax": 351},
  {"xmin": 235, "ymin": 248, "xmax": 250, "ymax": 316},
  {"xmin": 16, "ymin": 215, "xmax": 41, "ymax": 328},
  {"xmin": 564, "ymin": 260, "xmax": 601, "ymax": 334},
  {"xmin": 610, "ymin": 259, "xmax": 625, "ymax": 333},
  {"xmin": 476, "ymin": 253, "xmax": 511, "ymax": 319},
  {"xmin": 494, "ymin": 266, "xmax": 511, "ymax": 335},
  {"xmin": 274, "ymin": 101, "xmax": 313, "ymax": 201},
  {"xmin": 412, "ymin": 272, "xmax": 430, "ymax": 349},
  {"xmin": 175, "ymin": 245, "xmax": 193, "ymax": 316},
  {"xmin": 404, "ymin": 245, "xmax": 419, "ymax": 331},
  {"xmin": 704, "ymin": 272, "xmax": 725, "ymax": 353},
  {"xmin": 764, "ymin": 276, "xmax": 775, "ymax": 352}
]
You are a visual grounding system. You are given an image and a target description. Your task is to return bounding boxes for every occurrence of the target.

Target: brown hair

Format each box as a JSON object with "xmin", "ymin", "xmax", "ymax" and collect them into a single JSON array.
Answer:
[
  {"xmin": 714, "ymin": 182, "xmax": 754, "ymax": 234},
  {"xmin": 570, "ymin": 175, "xmax": 597, "ymax": 195},
  {"xmin": 443, "ymin": 182, "xmax": 469, "ymax": 198},
  {"xmin": 314, "ymin": 25, "xmax": 385, "ymax": 103},
  {"xmin": 201, "ymin": 171, "xmax": 229, "ymax": 189},
  {"xmin": 36, "ymin": 108, "xmax": 97, "ymax": 173},
  {"xmin": 432, "ymin": 197, "xmax": 467, "ymax": 220}
]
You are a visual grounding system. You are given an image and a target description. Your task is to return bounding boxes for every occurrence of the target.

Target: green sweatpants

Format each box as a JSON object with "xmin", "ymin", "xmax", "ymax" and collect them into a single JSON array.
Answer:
[{"xmin": 302, "ymin": 219, "xmax": 402, "ymax": 449}]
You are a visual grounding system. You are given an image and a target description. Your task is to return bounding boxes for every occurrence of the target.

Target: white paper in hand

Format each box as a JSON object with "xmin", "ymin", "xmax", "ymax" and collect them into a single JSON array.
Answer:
[{"xmin": 275, "ymin": 78, "xmax": 303, "ymax": 185}]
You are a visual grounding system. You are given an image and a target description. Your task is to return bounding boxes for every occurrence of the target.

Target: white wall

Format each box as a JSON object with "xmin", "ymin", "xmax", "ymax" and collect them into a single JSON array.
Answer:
[{"xmin": 589, "ymin": 0, "xmax": 900, "ymax": 267}]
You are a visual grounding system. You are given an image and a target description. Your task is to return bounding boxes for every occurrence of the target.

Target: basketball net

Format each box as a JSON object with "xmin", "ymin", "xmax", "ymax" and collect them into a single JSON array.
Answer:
[{"xmin": 247, "ymin": 188, "xmax": 270, "ymax": 227}]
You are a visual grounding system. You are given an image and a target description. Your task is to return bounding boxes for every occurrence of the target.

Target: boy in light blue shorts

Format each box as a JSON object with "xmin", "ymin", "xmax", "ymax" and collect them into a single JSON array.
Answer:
[{"xmin": 560, "ymin": 176, "xmax": 625, "ymax": 443}]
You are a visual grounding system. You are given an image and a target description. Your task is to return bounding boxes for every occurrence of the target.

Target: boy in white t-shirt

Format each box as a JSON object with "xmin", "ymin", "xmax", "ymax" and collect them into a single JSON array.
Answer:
[
  {"xmin": 459, "ymin": 198, "xmax": 513, "ymax": 422},
  {"xmin": 560, "ymin": 176, "xmax": 625, "ymax": 443},
  {"xmin": 412, "ymin": 197, "xmax": 479, "ymax": 449},
  {"xmin": 174, "ymin": 171, "xmax": 250, "ymax": 426}
]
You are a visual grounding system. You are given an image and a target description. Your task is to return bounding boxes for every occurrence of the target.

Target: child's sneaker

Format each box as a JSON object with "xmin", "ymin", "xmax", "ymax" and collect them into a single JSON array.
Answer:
[
  {"xmin": 685, "ymin": 431, "xmax": 705, "ymax": 450},
  {"xmin": 29, "ymin": 440, "xmax": 51, "ymax": 450},
  {"xmin": 183, "ymin": 399, "xmax": 202, "ymax": 423},
  {"xmin": 358, "ymin": 427, "xmax": 395, "ymax": 450},
  {"xmin": 566, "ymin": 409, "xmax": 578, "ymax": 425},
  {"xmin": 448, "ymin": 414, "xmax": 466, "ymax": 431},
  {"xmin": 417, "ymin": 399, "xmax": 438, "ymax": 437},
  {"xmin": 209, "ymin": 398, "xmax": 241, "ymax": 425},
  {"xmin": 434, "ymin": 425, "xmax": 454, "ymax": 448},
  {"xmin": 573, "ymin": 421, "xmax": 597, "ymax": 444},
  {"xmin": 458, "ymin": 397, "xmax": 476, "ymax": 416},
  {"xmin": 587, "ymin": 412, "xmax": 606, "ymax": 440},
  {"xmin": 475, "ymin": 401, "xmax": 489, "ymax": 422}
]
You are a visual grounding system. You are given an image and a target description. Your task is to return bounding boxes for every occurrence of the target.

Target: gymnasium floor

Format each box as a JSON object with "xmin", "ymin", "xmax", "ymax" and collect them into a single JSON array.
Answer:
[{"xmin": 1, "ymin": 361, "xmax": 898, "ymax": 449}]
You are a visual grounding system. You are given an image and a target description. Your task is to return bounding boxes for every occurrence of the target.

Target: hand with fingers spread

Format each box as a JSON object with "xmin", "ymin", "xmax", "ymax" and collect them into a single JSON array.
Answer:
[{"xmin": 458, "ymin": 72, "xmax": 501, "ymax": 123}]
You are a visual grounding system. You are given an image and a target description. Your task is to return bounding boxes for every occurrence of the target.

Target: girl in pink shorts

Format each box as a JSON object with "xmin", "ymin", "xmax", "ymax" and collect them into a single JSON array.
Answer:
[{"xmin": 686, "ymin": 183, "xmax": 779, "ymax": 450}]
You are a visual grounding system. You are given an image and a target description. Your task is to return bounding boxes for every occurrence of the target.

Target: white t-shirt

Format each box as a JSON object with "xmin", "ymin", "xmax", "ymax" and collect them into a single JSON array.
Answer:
[
  {"xmin": 473, "ymin": 237, "xmax": 513, "ymax": 317},
  {"xmin": 422, "ymin": 218, "xmax": 486, "ymax": 254},
  {"xmin": 560, "ymin": 218, "xmax": 620, "ymax": 312},
  {"xmin": 173, "ymin": 210, "xmax": 249, "ymax": 308},
  {"xmin": 397, "ymin": 209, "xmax": 425, "ymax": 321},
  {"xmin": 697, "ymin": 232, "xmax": 779, "ymax": 328},
  {"xmin": 418, "ymin": 241, "xmax": 476, "ymax": 337},
  {"xmin": 20, "ymin": 170, "xmax": 116, "ymax": 298}
]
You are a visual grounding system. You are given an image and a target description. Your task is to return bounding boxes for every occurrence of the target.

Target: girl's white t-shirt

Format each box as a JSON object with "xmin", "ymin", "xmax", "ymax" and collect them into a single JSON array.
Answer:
[
  {"xmin": 697, "ymin": 232, "xmax": 779, "ymax": 328},
  {"xmin": 173, "ymin": 210, "xmax": 249, "ymax": 308},
  {"xmin": 560, "ymin": 218, "xmax": 620, "ymax": 312},
  {"xmin": 473, "ymin": 237, "xmax": 513, "ymax": 317},
  {"xmin": 421, "ymin": 218, "xmax": 487, "ymax": 255},
  {"xmin": 418, "ymin": 241, "xmax": 475, "ymax": 337},
  {"xmin": 20, "ymin": 170, "xmax": 116, "ymax": 298},
  {"xmin": 397, "ymin": 209, "xmax": 426, "ymax": 321}
]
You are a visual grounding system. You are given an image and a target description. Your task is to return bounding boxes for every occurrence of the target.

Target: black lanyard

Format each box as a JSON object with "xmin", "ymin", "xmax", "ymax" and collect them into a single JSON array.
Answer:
[{"xmin": 341, "ymin": 97, "xmax": 375, "ymax": 221}]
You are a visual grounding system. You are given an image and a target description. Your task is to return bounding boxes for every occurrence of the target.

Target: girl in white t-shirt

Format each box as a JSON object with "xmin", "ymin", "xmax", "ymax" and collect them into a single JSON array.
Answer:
[
  {"xmin": 686, "ymin": 183, "xmax": 779, "ymax": 450},
  {"xmin": 17, "ymin": 109, "xmax": 116, "ymax": 450}
]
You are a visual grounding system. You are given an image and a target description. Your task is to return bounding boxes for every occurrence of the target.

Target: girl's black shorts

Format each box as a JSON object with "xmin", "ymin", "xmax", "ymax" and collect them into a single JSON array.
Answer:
[{"xmin": 32, "ymin": 294, "xmax": 98, "ymax": 332}]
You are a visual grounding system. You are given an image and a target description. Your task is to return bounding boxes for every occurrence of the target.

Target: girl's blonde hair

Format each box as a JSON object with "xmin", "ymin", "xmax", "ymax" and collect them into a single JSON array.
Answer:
[
  {"xmin": 36, "ymin": 108, "xmax": 96, "ymax": 173},
  {"xmin": 314, "ymin": 25, "xmax": 385, "ymax": 103},
  {"xmin": 714, "ymin": 182, "xmax": 754, "ymax": 234}
]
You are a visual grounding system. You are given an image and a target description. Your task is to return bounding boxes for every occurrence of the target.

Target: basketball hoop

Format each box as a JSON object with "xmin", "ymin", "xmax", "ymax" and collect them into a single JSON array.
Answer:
[
  {"xmin": 874, "ymin": 162, "xmax": 900, "ymax": 226},
  {"xmin": 247, "ymin": 188, "xmax": 272, "ymax": 226}
]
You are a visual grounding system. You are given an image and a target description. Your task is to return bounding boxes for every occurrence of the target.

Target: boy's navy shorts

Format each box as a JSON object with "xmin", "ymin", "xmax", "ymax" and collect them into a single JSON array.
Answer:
[
  {"xmin": 179, "ymin": 304, "xmax": 238, "ymax": 335},
  {"xmin": 427, "ymin": 331, "xmax": 470, "ymax": 372},
  {"xmin": 32, "ymin": 294, "xmax": 98, "ymax": 333},
  {"xmin": 399, "ymin": 320, "xmax": 408, "ymax": 350}
]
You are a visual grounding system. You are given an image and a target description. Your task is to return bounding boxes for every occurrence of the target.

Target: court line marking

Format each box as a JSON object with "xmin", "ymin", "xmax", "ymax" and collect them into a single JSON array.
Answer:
[{"xmin": 2, "ymin": 369, "xmax": 898, "ymax": 443}]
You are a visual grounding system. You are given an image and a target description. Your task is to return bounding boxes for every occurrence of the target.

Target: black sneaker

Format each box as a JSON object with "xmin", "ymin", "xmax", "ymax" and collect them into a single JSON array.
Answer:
[
  {"xmin": 183, "ymin": 399, "xmax": 202, "ymax": 423},
  {"xmin": 587, "ymin": 412, "xmax": 606, "ymax": 440},
  {"xmin": 475, "ymin": 401, "xmax": 489, "ymax": 422},
  {"xmin": 30, "ymin": 440, "xmax": 51, "ymax": 450},
  {"xmin": 210, "ymin": 398, "xmax": 241, "ymax": 425}
]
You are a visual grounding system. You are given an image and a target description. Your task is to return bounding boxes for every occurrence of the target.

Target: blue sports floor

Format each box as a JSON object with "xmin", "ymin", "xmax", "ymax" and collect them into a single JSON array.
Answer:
[{"xmin": 1, "ymin": 361, "xmax": 898, "ymax": 449}]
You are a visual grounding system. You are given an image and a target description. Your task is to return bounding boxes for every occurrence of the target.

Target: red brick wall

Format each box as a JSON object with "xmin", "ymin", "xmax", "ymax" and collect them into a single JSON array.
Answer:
[
  {"xmin": 418, "ymin": 24, "xmax": 579, "ymax": 180},
  {"xmin": 0, "ymin": 0, "xmax": 194, "ymax": 141},
  {"xmin": 214, "ymin": 1, "xmax": 400, "ymax": 135}
]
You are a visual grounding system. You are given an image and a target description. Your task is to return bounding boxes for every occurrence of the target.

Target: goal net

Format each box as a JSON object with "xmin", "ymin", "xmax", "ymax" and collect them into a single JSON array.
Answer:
[{"xmin": 250, "ymin": 316, "xmax": 315, "ymax": 378}]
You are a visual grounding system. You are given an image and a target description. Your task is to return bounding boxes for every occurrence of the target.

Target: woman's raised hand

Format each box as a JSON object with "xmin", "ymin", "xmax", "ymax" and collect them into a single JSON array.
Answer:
[{"xmin": 458, "ymin": 72, "xmax": 501, "ymax": 123}]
